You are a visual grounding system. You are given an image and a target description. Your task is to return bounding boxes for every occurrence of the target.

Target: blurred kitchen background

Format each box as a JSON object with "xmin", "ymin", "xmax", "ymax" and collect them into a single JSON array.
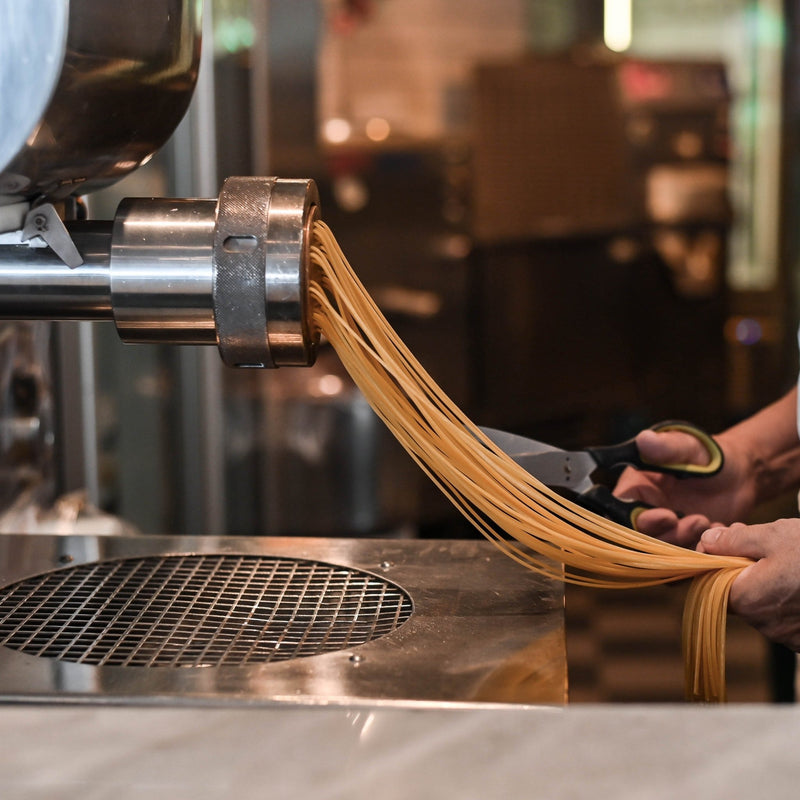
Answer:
[{"xmin": 8, "ymin": 0, "xmax": 800, "ymax": 701}]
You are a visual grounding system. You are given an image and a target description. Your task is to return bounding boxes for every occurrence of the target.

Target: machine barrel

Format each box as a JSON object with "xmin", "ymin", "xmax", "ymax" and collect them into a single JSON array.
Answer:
[{"xmin": 0, "ymin": 177, "xmax": 321, "ymax": 367}]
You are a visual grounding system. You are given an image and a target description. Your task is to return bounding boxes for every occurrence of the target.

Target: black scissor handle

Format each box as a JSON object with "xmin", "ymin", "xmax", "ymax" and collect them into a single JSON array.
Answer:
[
  {"xmin": 586, "ymin": 420, "xmax": 724, "ymax": 479},
  {"xmin": 575, "ymin": 485, "xmax": 652, "ymax": 530}
]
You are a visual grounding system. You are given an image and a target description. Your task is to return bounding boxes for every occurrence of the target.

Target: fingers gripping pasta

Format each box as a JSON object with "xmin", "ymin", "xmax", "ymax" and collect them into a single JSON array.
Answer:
[{"xmin": 309, "ymin": 221, "xmax": 750, "ymax": 702}]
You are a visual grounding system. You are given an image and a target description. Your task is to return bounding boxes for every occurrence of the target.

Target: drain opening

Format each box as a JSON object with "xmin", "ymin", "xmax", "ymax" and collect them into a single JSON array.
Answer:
[{"xmin": 0, "ymin": 554, "xmax": 413, "ymax": 667}]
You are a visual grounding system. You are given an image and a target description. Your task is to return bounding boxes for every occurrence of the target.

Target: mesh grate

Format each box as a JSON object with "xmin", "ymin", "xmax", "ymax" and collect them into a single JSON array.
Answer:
[{"xmin": 0, "ymin": 554, "xmax": 413, "ymax": 667}]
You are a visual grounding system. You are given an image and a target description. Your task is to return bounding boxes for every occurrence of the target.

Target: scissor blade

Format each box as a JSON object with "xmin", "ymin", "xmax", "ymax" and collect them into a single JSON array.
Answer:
[
  {"xmin": 479, "ymin": 426, "xmax": 560, "ymax": 457},
  {"xmin": 513, "ymin": 450, "xmax": 596, "ymax": 493},
  {"xmin": 479, "ymin": 426, "xmax": 596, "ymax": 492}
]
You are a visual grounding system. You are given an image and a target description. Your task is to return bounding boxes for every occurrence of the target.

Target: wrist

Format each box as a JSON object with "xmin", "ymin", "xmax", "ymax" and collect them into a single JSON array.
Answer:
[
  {"xmin": 714, "ymin": 389, "xmax": 800, "ymax": 506},
  {"xmin": 713, "ymin": 430, "xmax": 760, "ymax": 509},
  {"xmin": 716, "ymin": 426, "xmax": 800, "ymax": 508}
]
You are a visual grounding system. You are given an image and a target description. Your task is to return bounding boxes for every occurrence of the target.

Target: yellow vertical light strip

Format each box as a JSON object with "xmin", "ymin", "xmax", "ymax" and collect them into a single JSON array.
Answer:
[
  {"xmin": 746, "ymin": 0, "xmax": 784, "ymax": 291},
  {"xmin": 604, "ymin": 0, "xmax": 632, "ymax": 53}
]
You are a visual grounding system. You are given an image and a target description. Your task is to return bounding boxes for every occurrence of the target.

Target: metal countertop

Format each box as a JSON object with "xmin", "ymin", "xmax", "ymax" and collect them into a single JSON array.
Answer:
[{"xmin": 0, "ymin": 534, "xmax": 565, "ymax": 707}]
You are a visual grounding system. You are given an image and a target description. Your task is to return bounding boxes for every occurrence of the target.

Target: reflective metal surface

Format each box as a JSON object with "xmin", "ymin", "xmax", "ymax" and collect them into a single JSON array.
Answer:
[
  {"xmin": 0, "ymin": 0, "xmax": 201, "ymax": 201},
  {"xmin": 213, "ymin": 176, "xmax": 320, "ymax": 367},
  {"xmin": 0, "ymin": 223, "xmax": 112, "ymax": 316},
  {"xmin": 0, "ymin": 534, "xmax": 566, "ymax": 706},
  {"xmin": 110, "ymin": 199, "xmax": 217, "ymax": 344},
  {"xmin": 0, "ymin": 180, "xmax": 320, "ymax": 365}
]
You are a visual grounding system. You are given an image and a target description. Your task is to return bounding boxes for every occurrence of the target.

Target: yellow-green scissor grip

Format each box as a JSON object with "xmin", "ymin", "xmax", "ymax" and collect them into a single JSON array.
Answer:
[{"xmin": 644, "ymin": 421, "xmax": 724, "ymax": 478}]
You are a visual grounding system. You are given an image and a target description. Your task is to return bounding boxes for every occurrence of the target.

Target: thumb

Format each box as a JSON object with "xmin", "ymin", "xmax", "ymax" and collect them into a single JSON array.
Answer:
[
  {"xmin": 637, "ymin": 428, "xmax": 711, "ymax": 468},
  {"xmin": 697, "ymin": 523, "xmax": 766, "ymax": 560}
]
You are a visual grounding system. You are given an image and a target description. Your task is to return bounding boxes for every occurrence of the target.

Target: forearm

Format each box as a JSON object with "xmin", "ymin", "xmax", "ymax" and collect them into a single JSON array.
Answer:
[{"xmin": 717, "ymin": 387, "xmax": 800, "ymax": 505}]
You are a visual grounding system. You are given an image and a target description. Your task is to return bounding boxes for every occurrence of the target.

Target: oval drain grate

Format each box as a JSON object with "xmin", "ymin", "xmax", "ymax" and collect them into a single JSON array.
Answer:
[{"xmin": 0, "ymin": 554, "xmax": 413, "ymax": 667}]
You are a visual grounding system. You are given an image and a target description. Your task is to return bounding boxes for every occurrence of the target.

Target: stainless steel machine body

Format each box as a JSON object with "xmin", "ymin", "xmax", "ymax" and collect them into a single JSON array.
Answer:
[
  {"xmin": 0, "ymin": 0, "xmax": 200, "ymax": 202},
  {"xmin": 0, "ymin": 534, "xmax": 566, "ymax": 706},
  {"xmin": 0, "ymin": 1, "xmax": 319, "ymax": 369}
]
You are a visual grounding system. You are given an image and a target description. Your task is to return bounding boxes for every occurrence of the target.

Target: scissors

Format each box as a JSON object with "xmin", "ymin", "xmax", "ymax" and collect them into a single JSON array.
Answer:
[{"xmin": 479, "ymin": 421, "xmax": 724, "ymax": 530}]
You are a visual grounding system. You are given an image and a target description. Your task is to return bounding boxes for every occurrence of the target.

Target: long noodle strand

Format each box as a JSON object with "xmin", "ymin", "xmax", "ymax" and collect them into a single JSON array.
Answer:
[{"xmin": 309, "ymin": 220, "xmax": 751, "ymax": 702}]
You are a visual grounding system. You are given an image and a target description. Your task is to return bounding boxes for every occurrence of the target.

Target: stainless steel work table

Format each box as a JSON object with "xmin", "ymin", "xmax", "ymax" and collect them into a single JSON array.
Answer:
[{"xmin": 0, "ymin": 534, "xmax": 565, "ymax": 707}]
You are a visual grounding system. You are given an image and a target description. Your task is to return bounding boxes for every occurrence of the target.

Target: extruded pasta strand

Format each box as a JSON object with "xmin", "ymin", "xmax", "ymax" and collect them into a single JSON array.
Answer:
[{"xmin": 309, "ymin": 220, "xmax": 751, "ymax": 702}]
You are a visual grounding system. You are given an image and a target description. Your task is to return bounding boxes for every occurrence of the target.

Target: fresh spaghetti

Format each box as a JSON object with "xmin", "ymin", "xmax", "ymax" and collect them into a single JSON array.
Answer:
[{"xmin": 309, "ymin": 220, "xmax": 750, "ymax": 702}]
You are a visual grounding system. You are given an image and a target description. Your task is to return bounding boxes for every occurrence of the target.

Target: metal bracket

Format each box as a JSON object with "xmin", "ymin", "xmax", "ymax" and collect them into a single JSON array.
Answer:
[{"xmin": 22, "ymin": 203, "xmax": 83, "ymax": 268}]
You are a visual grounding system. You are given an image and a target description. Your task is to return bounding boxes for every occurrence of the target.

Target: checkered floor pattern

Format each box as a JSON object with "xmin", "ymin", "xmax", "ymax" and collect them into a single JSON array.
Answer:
[{"xmin": 565, "ymin": 582, "xmax": 772, "ymax": 703}]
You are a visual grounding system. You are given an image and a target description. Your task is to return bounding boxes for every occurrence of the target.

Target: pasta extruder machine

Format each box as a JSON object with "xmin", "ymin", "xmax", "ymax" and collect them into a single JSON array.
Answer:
[{"xmin": 0, "ymin": 0, "xmax": 565, "ymax": 707}]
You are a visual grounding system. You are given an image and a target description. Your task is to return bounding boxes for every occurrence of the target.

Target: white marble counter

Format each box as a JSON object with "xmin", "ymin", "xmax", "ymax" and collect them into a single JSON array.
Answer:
[{"xmin": 0, "ymin": 703, "xmax": 798, "ymax": 799}]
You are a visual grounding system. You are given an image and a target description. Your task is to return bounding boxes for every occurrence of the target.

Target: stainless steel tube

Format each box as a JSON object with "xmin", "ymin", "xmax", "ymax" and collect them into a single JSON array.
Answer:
[
  {"xmin": 0, "ymin": 177, "xmax": 320, "ymax": 367},
  {"xmin": 110, "ymin": 198, "xmax": 218, "ymax": 344},
  {"xmin": 0, "ymin": 223, "xmax": 113, "ymax": 317}
]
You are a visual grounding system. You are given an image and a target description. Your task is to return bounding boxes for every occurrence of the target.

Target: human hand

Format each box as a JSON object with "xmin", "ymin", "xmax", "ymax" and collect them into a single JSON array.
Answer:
[
  {"xmin": 698, "ymin": 519, "xmax": 800, "ymax": 652},
  {"xmin": 614, "ymin": 428, "xmax": 757, "ymax": 547}
]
